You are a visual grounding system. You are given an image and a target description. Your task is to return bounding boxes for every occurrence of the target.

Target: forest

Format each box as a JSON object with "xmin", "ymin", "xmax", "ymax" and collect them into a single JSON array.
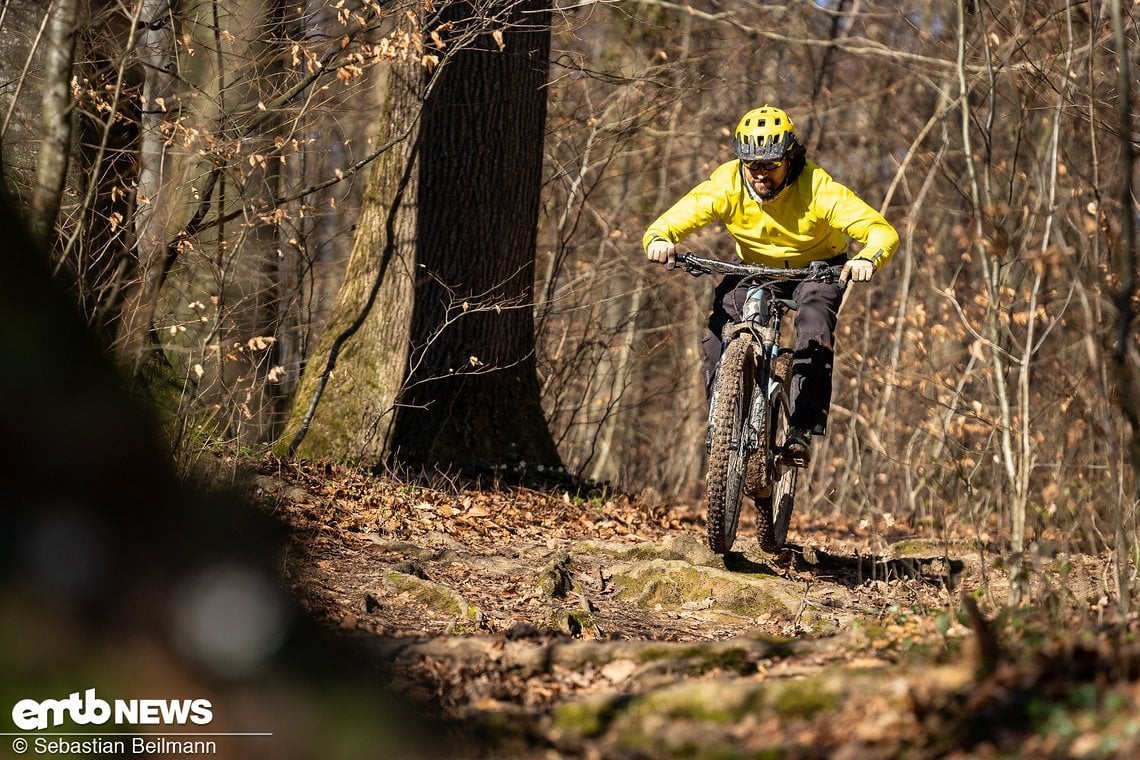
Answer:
[{"xmin": 2, "ymin": 0, "xmax": 1140, "ymax": 757}]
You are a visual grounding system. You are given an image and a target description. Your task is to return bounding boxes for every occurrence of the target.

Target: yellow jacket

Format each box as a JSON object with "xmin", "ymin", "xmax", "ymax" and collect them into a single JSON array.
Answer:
[{"xmin": 643, "ymin": 160, "xmax": 899, "ymax": 270}]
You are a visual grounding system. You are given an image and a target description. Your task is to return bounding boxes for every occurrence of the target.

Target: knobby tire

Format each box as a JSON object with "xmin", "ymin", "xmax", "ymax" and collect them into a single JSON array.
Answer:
[
  {"xmin": 756, "ymin": 349, "xmax": 798, "ymax": 553},
  {"xmin": 705, "ymin": 335, "xmax": 755, "ymax": 554}
]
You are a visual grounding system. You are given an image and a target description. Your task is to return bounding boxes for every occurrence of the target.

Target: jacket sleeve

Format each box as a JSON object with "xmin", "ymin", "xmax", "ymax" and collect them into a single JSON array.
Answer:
[
  {"xmin": 813, "ymin": 171, "xmax": 899, "ymax": 270},
  {"xmin": 642, "ymin": 172, "xmax": 727, "ymax": 251}
]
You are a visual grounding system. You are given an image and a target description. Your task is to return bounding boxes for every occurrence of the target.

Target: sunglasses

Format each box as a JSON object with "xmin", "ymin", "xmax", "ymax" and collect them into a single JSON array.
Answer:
[{"xmin": 744, "ymin": 159, "xmax": 784, "ymax": 173}]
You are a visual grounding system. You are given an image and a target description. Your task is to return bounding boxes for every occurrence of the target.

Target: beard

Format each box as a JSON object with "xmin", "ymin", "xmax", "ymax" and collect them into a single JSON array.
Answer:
[{"xmin": 751, "ymin": 176, "xmax": 782, "ymax": 200}]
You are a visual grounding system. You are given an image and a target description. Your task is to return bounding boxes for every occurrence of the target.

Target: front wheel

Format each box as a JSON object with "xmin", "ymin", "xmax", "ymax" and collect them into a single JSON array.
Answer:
[
  {"xmin": 705, "ymin": 335, "xmax": 756, "ymax": 554},
  {"xmin": 757, "ymin": 349, "xmax": 798, "ymax": 552}
]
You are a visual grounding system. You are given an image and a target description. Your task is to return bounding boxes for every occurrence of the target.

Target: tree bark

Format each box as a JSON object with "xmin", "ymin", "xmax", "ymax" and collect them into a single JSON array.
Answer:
[
  {"xmin": 283, "ymin": 1, "xmax": 560, "ymax": 472},
  {"xmin": 279, "ymin": 52, "xmax": 422, "ymax": 461},
  {"xmin": 390, "ymin": 0, "xmax": 559, "ymax": 469},
  {"xmin": 30, "ymin": 0, "xmax": 79, "ymax": 247},
  {"xmin": 116, "ymin": 0, "xmax": 182, "ymax": 369},
  {"xmin": 0, "ymin": 1, "xmax": 54, "ymax": 205},
  {"xmin": 1109, "ymin": 0, "xmax": 1137, "ymax": 617}
]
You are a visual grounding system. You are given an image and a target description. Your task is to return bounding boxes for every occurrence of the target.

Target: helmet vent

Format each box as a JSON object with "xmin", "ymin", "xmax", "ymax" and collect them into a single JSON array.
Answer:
[{"xmin": 732, "ymin": 106, "xmax": 797, "ymax": 161}]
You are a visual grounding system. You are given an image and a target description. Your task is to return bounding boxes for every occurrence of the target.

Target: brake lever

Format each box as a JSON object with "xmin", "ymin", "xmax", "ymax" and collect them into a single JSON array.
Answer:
[
  {"xmin": 806, "ymin": 260, "xmax": 848, "ymax": 292},
  {"xmin": 673, "ymin": 254, "xmax": 710, "ymax": 276}
]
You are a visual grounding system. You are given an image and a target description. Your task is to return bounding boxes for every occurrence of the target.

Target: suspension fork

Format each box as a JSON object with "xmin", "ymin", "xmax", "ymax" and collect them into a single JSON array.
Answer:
[{"xmin": 745, "ymin": 323, "xmax": 780, "ymax": 452}]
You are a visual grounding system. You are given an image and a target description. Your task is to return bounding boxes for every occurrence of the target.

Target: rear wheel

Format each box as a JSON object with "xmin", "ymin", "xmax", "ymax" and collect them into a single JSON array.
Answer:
[
  {"xmin": 705, "ymin": 335, "xmax": 756, "ymax": 554},
  {"xmin": 757, "ymin": 349, "xmax": 797, "ymax": 552}
]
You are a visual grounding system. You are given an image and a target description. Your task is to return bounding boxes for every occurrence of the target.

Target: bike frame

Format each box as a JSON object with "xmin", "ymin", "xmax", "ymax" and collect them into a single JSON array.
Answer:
[
  {"xmin": 675, "ymin": 253, "xmax": 845, "ymax": 553},
  {"xmin": 678, "ymin": 254, "xmax": 844, "ymax": 451}
]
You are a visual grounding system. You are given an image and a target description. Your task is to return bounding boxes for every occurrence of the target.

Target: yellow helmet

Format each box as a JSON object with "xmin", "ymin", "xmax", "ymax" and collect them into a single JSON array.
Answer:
[{"xmin": 733, "ymin": 106, "xmax": 797, "ymax": 161}]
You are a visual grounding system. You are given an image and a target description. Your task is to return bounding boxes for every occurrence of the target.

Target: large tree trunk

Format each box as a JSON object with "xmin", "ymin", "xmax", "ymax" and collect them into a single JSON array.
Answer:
[
  {"xmin": 283, "ymin": 1, "xmax": 560, "ymax": 471},
  {"xmin": 391, "ymin": 0, "xmax": 558, "ymax": 468}
]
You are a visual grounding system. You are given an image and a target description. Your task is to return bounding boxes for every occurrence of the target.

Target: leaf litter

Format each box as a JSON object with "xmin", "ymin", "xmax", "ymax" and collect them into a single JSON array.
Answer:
[{"xmin": 249, "ymin": 455, "xmax": 1140, "ymax": 758}]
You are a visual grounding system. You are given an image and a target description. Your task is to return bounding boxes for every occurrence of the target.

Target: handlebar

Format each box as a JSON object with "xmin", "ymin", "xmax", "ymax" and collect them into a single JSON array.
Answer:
[{"xmin": 672, "ymin": 252, "xmax": 847, "ymax": 291}]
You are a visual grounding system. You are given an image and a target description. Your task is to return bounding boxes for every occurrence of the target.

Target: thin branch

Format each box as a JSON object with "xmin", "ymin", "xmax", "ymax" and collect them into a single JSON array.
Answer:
[{"xmin": 629, "ymin": 0, "xmax": 1090, "ymax": 75}]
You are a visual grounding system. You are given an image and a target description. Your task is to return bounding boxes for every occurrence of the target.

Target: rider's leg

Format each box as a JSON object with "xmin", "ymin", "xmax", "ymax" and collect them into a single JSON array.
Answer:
[
  {"xmin": 700, "ymin": 275, "xmax": 746, "ymax": 400},
  {"xmin": 788, "ymin": 279, "xmax": 843, "ymax": 436}
]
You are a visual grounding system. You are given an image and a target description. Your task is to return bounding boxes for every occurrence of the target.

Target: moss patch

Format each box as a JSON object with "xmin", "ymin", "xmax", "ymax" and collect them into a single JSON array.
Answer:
[
  {"xmin": 771, "ymin": 678, "xmax": 840, "ymax": 719},
  {"xmin": 384, "ymin": 570, "xmax": 482, "ymax": 630},
  {"xmin": 553, "ymin": 671, "xmax": 867, "ymax": 757},
  {"xmin": 550, "ymin": 693, "xmax": 631, "ymax": 738},
  {"xmin": 546, "ymin": 607, "xmax": 597, "ymax": 636},
  {"xmin": 888, "ymin": 537, "xmax": 983, "ymax": 558},
  {"xmin": 538, "ymin": 550, "xmax": 574, "ymax": 597},
  {"xmin": 607, "ymin": 559, "xmax": 843, "ymax": 637}
]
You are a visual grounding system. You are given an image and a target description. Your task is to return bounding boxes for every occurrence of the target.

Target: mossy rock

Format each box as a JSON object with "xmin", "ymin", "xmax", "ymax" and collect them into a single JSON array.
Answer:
[
  {"xmin": 570, "ymin": 534, "xmax": 722, "ymax": 568},
  {"xmin": 634, "ymin": 644, "xmax": 756, "ymax": 676},
  {"xmin": 551, "ymin": 671, "xmax": 856, "ymax": 752},
  {"xmin": 618, "ymin": 534, "xmax": 723, "ymax": 567},
  {"xmin": 550, "ymin": 692, "xmax": 631, "ymax": 739},
  {"xmin": 538, "ymin": 550, "xmax": 574, "ymax": 598},
  {"xmin": 546, "ymin": 607, "xmax": 596, "ymax": 637},
  {"xmin": 383, "ymin": 570, "xmax": 483, "ymax": 631},
  {"xmin": 608, "ymin": 559, "xmax": 836, "ymax": 634}
]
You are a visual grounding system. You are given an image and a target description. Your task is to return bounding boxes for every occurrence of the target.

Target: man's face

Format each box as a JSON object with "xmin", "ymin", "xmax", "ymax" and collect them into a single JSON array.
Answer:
[{"xmin": 744, "ymin": 159, "xmax": 789, "ymax": 200}]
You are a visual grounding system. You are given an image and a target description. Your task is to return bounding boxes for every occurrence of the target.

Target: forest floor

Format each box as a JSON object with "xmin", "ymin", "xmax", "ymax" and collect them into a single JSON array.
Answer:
[{"xmin": 250, "ymin": 456, "xmax": 1140, "ymax": 759}]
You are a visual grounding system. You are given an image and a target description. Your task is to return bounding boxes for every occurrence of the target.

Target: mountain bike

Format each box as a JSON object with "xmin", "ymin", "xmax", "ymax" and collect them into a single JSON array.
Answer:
[{"xmin": 674, "ymin": 253, "xmax": 846, "ymax": 554}]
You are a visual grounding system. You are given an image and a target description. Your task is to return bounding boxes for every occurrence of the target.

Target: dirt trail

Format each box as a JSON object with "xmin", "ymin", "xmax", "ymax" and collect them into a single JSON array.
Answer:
[{"xmin": 252, "ymin": 459, "xmax": 1122, "ymax": 759}]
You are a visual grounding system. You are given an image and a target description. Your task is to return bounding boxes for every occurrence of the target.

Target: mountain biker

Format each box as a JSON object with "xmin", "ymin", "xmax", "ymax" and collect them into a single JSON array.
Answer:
[{"xmin": 643, "ymin": 105, "xmax": 899, "ymax": 466}]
